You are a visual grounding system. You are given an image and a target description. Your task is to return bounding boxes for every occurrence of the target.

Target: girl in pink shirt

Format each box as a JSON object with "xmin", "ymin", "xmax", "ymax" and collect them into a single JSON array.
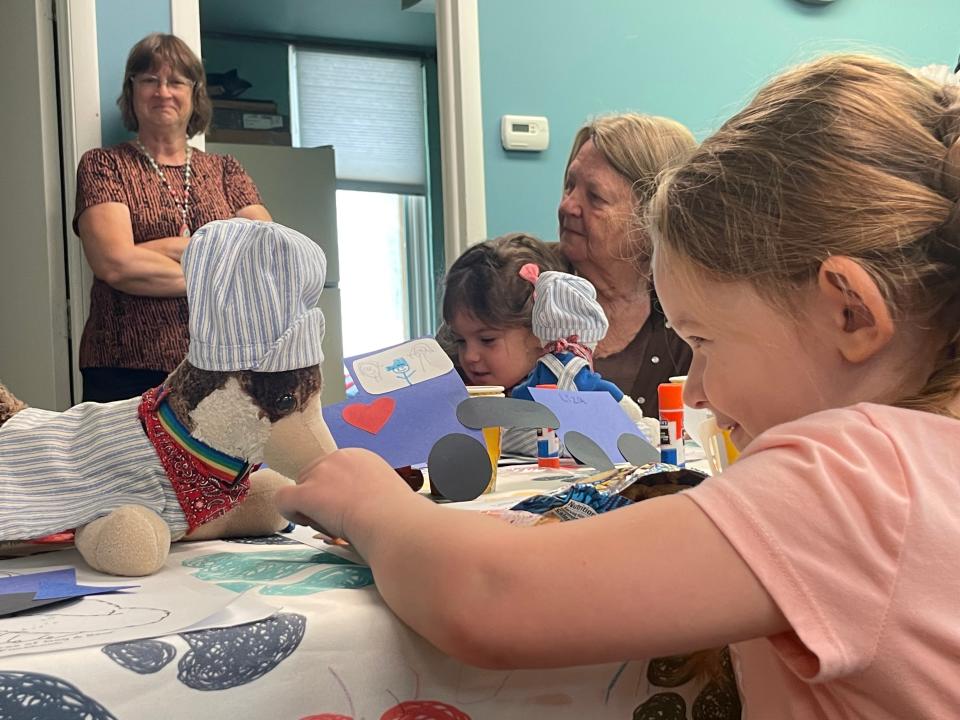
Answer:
[{"xmin": 277, "ymin": 55, "xmax": 960, "ymax": 718}]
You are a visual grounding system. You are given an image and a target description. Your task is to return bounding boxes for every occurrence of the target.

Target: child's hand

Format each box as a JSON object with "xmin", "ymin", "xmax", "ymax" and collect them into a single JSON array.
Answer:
[{"xmin": 274, "ymin": 448, "xmax": 410, "ymax": 541}]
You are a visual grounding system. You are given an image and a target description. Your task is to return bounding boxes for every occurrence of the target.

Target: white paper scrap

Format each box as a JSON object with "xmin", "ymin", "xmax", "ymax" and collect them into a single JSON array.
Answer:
[{"xmin": 0, "ymin": 549, "xmax": 244, "ymax": 658}]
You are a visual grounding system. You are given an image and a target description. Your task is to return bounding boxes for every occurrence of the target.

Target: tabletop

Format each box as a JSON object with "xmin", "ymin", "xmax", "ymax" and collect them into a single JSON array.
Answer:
[{"xmin": 0, "ymin": 459, "xmax": 737, "ymax": 720}]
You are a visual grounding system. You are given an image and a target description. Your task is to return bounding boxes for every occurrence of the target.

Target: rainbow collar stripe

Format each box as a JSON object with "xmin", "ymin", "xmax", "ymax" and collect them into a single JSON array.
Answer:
[{"xmin": 155, "ymin": 397, "xmax": 249, "ymax": 483}]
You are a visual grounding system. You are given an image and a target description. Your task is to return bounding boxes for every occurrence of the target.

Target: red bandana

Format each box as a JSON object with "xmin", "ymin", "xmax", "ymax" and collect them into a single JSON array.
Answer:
[
  {"xmin": 138, "ymin": 386, "xmax": 255, "ymax": 532},
  {"xmin": 543, "ymin": 335, "xmax": 595, "ymax": 371}
]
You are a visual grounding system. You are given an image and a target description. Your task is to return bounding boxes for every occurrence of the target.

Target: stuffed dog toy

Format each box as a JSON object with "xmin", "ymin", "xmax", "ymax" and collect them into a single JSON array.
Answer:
[{"xmin": 0, "ymin": 219, "xmax": 337, "ymax": 576}]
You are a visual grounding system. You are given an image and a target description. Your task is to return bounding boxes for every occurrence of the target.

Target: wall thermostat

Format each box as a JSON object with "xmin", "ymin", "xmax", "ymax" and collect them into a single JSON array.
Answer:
[{"xmin": 501, "ymin": 115, "xmax": 549, "ymax": 152}]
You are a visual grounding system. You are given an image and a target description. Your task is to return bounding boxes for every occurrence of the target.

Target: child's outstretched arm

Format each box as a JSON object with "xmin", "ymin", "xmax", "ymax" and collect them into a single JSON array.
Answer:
[{"xmin": 275, "ymin": 448, "xmax": 789, "ymax": 669}]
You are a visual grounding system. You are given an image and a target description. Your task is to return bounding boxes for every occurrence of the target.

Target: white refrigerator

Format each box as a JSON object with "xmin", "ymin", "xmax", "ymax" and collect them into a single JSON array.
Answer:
[{"xmin": 207, "ymin": 143, "xmax": 345, "ymax": 406}]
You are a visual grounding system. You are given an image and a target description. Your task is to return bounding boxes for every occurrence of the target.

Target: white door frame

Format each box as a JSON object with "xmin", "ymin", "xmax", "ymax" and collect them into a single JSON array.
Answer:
[
  {"xmin": 171, "ymin": 0, "xmax": 206, "ymax": 151},
  {"xmin": 55, "ymin": 0, "xmax": 100, "ymax": 404},
  {"xmin": 170, "ymin": 0, "xmax": 202, "ymax": 60},
  {"xmin": 434, "ymin": 0, "xmax": 486, "ymax": 266}
]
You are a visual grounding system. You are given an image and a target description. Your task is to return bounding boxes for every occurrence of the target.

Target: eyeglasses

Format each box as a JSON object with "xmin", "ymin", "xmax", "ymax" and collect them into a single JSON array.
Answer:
[{"xmin": 132, "ymin": 74, "xmax": 195, "ymax": 93}]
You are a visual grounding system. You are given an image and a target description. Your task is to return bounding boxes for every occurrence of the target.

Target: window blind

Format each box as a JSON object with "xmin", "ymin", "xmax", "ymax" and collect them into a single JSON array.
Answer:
[{"xmin": 293, "ymin": 48, "xmax": 426, "ymax": 194}]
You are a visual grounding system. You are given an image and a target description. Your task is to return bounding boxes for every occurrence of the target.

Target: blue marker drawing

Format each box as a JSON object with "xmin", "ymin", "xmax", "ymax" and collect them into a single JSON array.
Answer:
[
  {"xmin": 385, "ymin": 357, "xmax": 416, "ymax": 385},
  {"xmin": 0, "ymin": 671, "xmax": 117, "ymax": 719}
]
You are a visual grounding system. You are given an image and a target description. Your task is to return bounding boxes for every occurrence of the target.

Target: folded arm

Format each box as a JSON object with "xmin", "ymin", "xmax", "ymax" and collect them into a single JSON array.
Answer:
[
  {"xmin": 138, "ymin": 235, "xmax": 189, "ymax": 262},
  {"xmin": 236, "ymin": 204, "xmax": 271, "ymax": 221},
  {"xmin": 77, "ymin": 203, "xmax": 186, "ymax": 297}
]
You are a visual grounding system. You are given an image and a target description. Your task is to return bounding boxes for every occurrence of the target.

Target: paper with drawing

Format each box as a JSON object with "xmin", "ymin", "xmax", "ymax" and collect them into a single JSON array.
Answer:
[
  {"xmin": 350, "ymin": 339, "xmax": 453, "ymax": 395},
  {"xmin": 324, "ymin": 338, "xmax": 484, "ymax": 469},
  {"xmin": 0, "ymin": 550, "xmax": 273, "ymax": 658}
]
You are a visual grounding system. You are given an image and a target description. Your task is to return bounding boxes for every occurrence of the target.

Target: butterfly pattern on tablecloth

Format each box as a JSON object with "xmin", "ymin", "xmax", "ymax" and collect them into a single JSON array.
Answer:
[
  {"xmin": 0, "ymin": 671, "xmax": 117, "ymax": 719},
  {"xmin": 181, "ymin": 548, "xmax": 373, "ymax": 595},
  {"xmin": 630, "ymin": 648, "xmax": 741, "ymax": 720},
  {"xmin": 95, "ymin": 520, "xmax": 738, "ymax": 714}
]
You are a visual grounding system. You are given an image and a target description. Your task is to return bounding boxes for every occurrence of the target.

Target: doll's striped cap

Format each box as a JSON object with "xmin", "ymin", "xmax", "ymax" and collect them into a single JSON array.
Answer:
[
  {"xmin": 531, "ymin": 270, "xmax": 608, "ymax": 346},
  {"xmin": 183, "ymin": 218, "xmax": 326, "ymax": 372}
]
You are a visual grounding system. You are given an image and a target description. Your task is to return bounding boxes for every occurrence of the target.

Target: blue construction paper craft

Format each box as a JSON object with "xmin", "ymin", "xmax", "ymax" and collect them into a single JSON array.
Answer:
[
  {"xmin": 0, "ymin": 569, "xmax": 75, "ymax": 594},
  {"xmin": 323, "ymin": 338, "xmax": 484, "ymax": 469},
  {"xmin": 528, "ymin": 388, "xmax": 644, "ymax": 465},
  {"xmin": 35, "ymin": 581, "xmax": 137, "ymax": 600},
  {"xmin": 0, "ymin": 569, "xmax": 136, "ymax": 600}
]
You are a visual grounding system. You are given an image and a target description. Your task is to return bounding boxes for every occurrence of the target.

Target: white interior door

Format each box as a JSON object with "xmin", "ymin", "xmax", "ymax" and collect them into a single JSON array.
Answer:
[{"xmin": 0, "ymin": 0, "xmax": 71, "ymax": 409}]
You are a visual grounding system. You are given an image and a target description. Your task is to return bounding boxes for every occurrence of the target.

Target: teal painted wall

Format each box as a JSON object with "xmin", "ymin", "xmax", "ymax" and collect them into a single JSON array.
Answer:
[
  {"xmin": 201, "ymin": 37, "xmax": 291, "ymax": 116},
  {"xmin": 93, "ymin": 1, "xmax": 959, "ymax": 246},
  {"xmin": 477, "ymin": 0, "xmax": 960, "ymax": 243},
  {"xmin": 200, "ymin": 0, "xmax": 437, "ymax": 48},
  {"xmin": 96, "ymin": 0, "xmax": 170, "ymax": 147}
]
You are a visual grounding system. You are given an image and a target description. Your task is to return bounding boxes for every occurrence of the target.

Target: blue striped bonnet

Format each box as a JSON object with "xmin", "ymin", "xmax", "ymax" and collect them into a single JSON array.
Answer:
[
  {"xmin": 531, "ymin": 270, "xmax": 608, "ymax": 347},
  {"xmin": 182, "ymin": 218, "xmax": 327, "ymax": 372}
]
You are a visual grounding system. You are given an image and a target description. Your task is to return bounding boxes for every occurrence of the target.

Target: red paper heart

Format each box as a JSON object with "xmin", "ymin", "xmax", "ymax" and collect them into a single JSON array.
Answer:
[{"xmin": 342, "ymin": 397, "xmax": 396, "ymax": 435}]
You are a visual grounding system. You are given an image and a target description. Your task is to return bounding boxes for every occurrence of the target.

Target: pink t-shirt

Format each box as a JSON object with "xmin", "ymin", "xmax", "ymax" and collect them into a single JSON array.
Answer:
[{"xmin": 687, "ymin": 403, "xmax": 960, "ymax": 719}]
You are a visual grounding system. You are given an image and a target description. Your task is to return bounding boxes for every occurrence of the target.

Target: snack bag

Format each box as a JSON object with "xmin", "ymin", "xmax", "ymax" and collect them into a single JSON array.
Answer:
[{"xmin": 508, "ymin": 463, "xmax": 708, "ymax": 522}]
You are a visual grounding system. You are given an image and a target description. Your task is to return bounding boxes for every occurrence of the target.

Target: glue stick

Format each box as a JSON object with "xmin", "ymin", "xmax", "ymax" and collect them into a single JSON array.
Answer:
[
  {"xmin": 535, "ymin": 383, "xmax": 561, "ymax": 468},
  {"xmin": 657, "ymin": 382, "xmax": 685, "ymax": 467}
]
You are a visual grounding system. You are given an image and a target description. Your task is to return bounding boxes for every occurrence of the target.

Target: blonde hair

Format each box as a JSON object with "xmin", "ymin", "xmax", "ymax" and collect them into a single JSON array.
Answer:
[
  {"xmin": 650, "ymin": 54, "xmax": 960, "ymax": 417},
  {"xmin": 565, "ymin": 113, "xmax": 697, "ymax": 206}
]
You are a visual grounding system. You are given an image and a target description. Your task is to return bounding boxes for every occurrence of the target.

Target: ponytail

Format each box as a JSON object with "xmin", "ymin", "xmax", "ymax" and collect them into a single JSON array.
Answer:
[{"xmin": 899, "ymin": 86, "xmax": 960, "ymax": 417}]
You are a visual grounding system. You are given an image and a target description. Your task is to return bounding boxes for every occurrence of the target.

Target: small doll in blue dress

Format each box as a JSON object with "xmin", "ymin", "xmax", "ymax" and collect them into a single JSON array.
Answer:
[{"xmin": 510, "ymin": 263, "xmax": 644, "ymax": 424}]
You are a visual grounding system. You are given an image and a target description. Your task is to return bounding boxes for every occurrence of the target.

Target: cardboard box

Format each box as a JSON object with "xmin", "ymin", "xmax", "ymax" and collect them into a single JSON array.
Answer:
[
  {"xmin": 212, "ymin": 107, "xmax": 287, "ymax": 132},
  {"xmin": 205, "ymin": 128, "xmax": 292, "ymax": 146},
  {"xmin": 211, "ymin": 98, "xmax": 278, "ymax": 113}
]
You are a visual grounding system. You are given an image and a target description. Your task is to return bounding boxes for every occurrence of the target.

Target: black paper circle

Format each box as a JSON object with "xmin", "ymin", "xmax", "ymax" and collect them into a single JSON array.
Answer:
[{"xmin": 428, "ymin": 433, "xmax": 492, "ymax": 502}]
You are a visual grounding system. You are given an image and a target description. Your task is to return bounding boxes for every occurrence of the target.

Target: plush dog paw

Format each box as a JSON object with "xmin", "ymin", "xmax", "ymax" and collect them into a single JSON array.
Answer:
[{"xmin": 75, "ymin": 505, "xmax": 171, "ymax": 576}]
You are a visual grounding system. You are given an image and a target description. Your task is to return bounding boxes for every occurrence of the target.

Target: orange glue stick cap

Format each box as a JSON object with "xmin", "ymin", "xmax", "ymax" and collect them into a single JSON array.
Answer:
[
  {"xmin": 657, "ymin": 382, "xmax": 684, "ymax": 411},
  {"xmin": 658, "ymin": 382, "xmax": 685, "ymax": 439}
]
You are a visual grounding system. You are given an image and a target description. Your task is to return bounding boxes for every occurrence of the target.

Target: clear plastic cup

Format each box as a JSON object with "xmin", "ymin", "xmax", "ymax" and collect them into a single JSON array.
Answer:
[{"xmin": 697, "ymin": 415, "xmax": 740, "ymax": 474}]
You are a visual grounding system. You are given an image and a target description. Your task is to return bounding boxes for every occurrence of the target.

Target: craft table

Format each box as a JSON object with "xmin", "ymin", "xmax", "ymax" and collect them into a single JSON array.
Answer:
[{"xmin": 0, "ymin": 462, "xmax": 730, "ymax": 720}]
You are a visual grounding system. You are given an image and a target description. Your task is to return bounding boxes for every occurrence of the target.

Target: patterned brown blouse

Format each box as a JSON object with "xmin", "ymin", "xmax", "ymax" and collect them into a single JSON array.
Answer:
[{"xmin": 73, "ymin": 142, "xmax": 262, "ymax": 372}]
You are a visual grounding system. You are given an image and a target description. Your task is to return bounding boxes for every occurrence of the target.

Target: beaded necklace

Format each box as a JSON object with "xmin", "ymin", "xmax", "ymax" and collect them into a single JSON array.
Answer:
[{"xmin": 135, "ymin": 139, "xmax": 193, "ymax": 237}]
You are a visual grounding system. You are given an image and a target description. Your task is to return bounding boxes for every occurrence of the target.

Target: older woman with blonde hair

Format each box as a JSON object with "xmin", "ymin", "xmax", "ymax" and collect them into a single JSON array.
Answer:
[
  {"xmin": 558, "ymin": 113, "xmax": 696, "ymax": 415},
  {"xmin": 74, "ymin": 33, "xmax": 271, "ymax": 402}
]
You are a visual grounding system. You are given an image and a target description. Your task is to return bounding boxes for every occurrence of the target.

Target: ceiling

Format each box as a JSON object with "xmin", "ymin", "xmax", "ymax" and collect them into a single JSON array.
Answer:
[{"xmin": 200, "ymin": 0, "xmax": 437, "ymax": 48}]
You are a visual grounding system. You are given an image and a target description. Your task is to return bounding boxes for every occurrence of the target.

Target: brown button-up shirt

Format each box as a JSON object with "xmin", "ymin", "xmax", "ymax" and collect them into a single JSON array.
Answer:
[{"xmin": 593, "ymin": 292, "xmax": 692, "ymax": 418}]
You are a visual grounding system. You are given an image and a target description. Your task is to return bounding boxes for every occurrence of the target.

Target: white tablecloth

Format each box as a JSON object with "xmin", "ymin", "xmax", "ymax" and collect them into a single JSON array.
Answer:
[{"xmin": 0, "ymin": 463, "xmax": 737, "ymax": 719}]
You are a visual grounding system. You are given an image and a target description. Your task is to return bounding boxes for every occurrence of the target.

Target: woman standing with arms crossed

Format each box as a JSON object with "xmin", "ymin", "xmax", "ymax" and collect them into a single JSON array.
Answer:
[
  {"xmin": 74, "ymin": 33, "xmax": 271, "ymax": 402},
  {"xmin": 558, "ymin": 113, "xmax": 695, "ymax": 415}
]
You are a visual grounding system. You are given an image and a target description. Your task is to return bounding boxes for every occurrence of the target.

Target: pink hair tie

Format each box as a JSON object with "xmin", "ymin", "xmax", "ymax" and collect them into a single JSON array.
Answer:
[{"xmin": 518, "ymin": 263, "xmax": 540, "ymax": 285}]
